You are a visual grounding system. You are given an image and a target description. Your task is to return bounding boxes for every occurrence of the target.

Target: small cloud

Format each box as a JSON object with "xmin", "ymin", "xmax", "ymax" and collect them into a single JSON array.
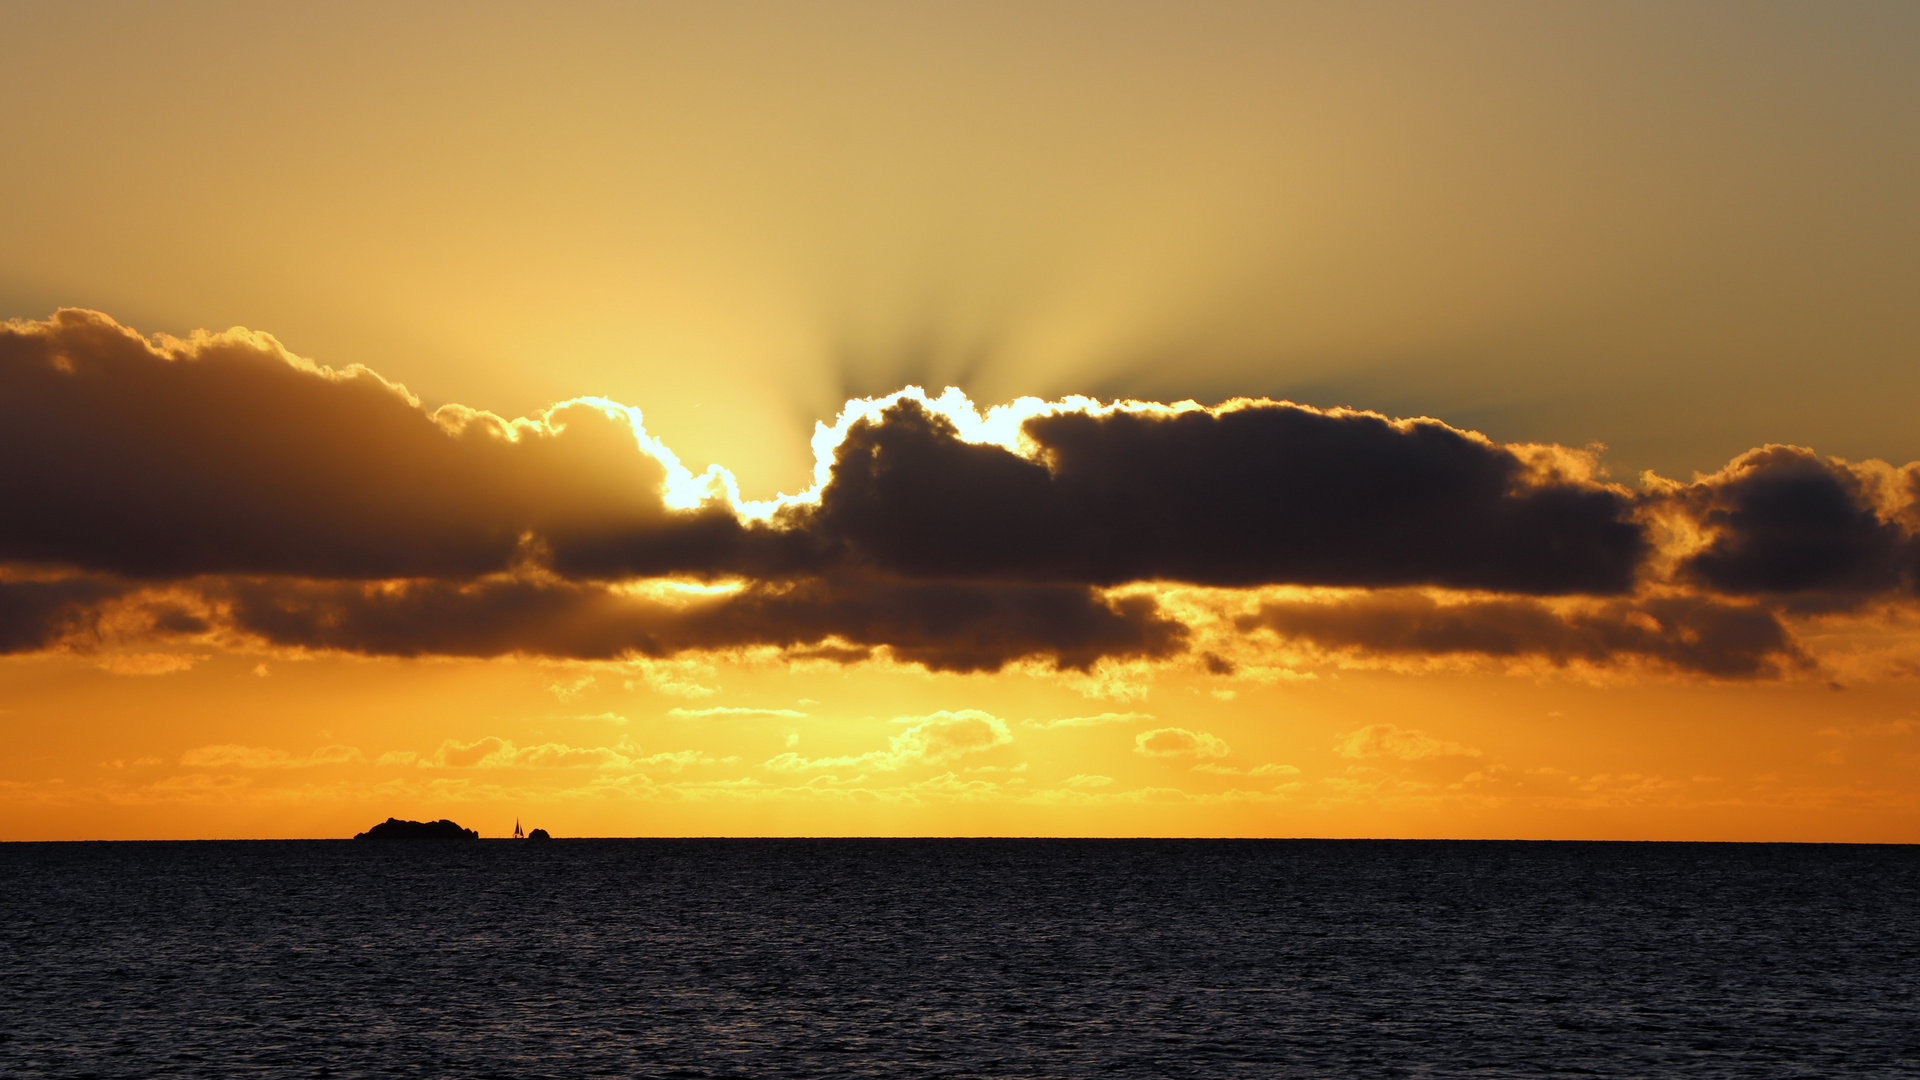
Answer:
[
  {"xmin": 636, "ymin": 750, "xmax": 735, "ymax": 772},
  {"xmin": 566, "ymin": 711, "xmax": 629, "ymax": 725},
  {"xmin": 376, "ymin": 750, "xmax": 419, "ymax": 766},
  {"xmin": 656, "ymin": 681, "xmax": 717, "ymax": 698},
  {"xmin": 419, "ymin": 736, "xmax": 634, "ymax": 769},
  {"xmin": 1196, "ymin": 761, "xmax": 1300, "ymax": 777},
  {"xmin": 432, "ymin": 736, "xmax": 515, "ymax": 768},
  {"xmin": 252, "ymin": 663, "xmax": 270, "ymax": 677},
  {"xmin": 892, "ymin": 711, "xmax": 1013, "ymax": 763},
  {"xmin": 516, "ymin": 742, "xmax": 631, "ymax": 768},
  {"xmin": 765, "ymin": 710, "xmax": 1011, "ymax": 773},
  {"xmin": 1334, "ymin": 724, "xmax": 1480, "ymax": 761},
  {"xmin": 624, "ymin": 661, "xmax": 721, "ymax": 699},
  {"xmin": 1063, "ymin": 774, "xmax": 1113, "ymax": 788},
  {"xmin": 1024, "ymin": 711, "xmax": 1153, "ymax": 729},
  {"xmin": 668, "ymin": 706, "xmax": 809, "ymax": 719},
  {"xmin": 97, "ymin": 652, "xmax": 200, "ymax": 676},
  {"xmin": 179, "ymin": 744, "xmax": 361, "ymax": 769},
  {"xmin": 1210, "ymin": 689, "xmax": 1237, "ymax": 701},
  {"xmin": 546, "ymin": 673, "xmax": 596, "ymax": 701},
  {"xmin": 785, "ymin": 732, "xmax": 800, "ymax": 748},
  {"xmin": 1134, "ymin": 727, "xmax": 1230, "ymax": 759}
]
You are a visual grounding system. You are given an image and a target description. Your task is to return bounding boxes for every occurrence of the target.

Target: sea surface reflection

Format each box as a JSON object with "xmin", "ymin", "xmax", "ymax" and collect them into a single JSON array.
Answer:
[{"xmin": 4, "ymin": 839, "xmax": 1916, "ymax": 1077}]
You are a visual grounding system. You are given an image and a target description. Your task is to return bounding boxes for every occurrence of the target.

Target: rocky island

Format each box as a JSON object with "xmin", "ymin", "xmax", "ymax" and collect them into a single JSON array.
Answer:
[{"xmin": 354, "ymin": 817, "xmax": 479, "ymax": 840}]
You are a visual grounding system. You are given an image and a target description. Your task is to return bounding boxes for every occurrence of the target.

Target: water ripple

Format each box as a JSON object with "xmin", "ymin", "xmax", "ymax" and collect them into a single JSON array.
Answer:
[{"xmin": 3, "ymin": 839, "xmax": 1916, "ymax": 1077}]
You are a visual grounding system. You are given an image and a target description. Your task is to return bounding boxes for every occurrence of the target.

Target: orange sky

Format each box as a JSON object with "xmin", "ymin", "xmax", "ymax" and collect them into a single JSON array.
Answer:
[{"xmin": 2, "ymin": 2, "xmax": 1918, "ymax": 840}]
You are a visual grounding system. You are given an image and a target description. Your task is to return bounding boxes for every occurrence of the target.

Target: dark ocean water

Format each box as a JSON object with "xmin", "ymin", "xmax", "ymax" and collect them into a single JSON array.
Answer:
[{"xmin": 3, "ymin": 839, "xmax": 1916, "ymax": 1079}]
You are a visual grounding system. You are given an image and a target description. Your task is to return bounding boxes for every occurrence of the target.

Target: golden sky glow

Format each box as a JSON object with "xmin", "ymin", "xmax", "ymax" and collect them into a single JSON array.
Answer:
[{"xmin": 3, "ymin": 2, "xmax": 1919, "ymax": 840}]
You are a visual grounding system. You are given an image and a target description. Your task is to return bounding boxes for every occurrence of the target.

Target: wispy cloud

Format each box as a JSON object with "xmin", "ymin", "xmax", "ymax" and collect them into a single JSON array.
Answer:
[
  {"xmin": 416, "ymin": 736, "xmax": 631, "ymax": 770},
  {"xmin": 1062, "ymin": 774, "xmax": 1113, "ymax": 788},
  {"xmin": 179, "ymin": 744, "xmax": 362, "ymax": 769},
  {"xmin": 669, "ymin": 706, "xmax": 809, "ymax": 719},
  {"xmin": 1134, "ymin": 727, "xmax": 1230, "ymax": 759},
  {"xmin": 96, "ymin": 652, "xmax": 201, "ymax": 676},
  {"xmin": 1334, "ymin": 724, "xmax": 1480, "ymax": 761},
  {"xmin": 1193, "ymin": 762, "xmax": 1299, "ymax": 776},
  {"xmin": 764, "ymin": 710, "xmax": 1011, "ymax": 773},
  {"xmin": 1023, "ymin": 711, "xmax": 1153, "ymax": 729}
]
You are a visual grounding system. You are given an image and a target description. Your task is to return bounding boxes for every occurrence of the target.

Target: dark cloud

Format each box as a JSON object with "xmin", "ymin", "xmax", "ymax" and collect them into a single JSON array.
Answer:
[
  {"xmin": 804, "ymin": 397, "xmax": 1647, "ymax": 594},
  {"xmin": 1240, "ymin": 591, "xmax": 1809, "ymax": 679},
  {"xmin": 546, "ymin": 505, "xmax": 817, "ymax": 582},
  {"xmin": 0, "ymin": 309, "xmax": 747, "ymax": 580},
  {"xmin": 0, "ymin": 314, "xmax": 1648, "ymax": 594},
  {"xmin": 0, "ymin": 577, "xmax": 127, "ymax": 654},
  {"xmin": 218, "ymin": 572, "xmax": 1185, "ymax": 673},
  {"xmin": 701, "ymin": 574, "xmax": 1186, "ymax": 673},
  {"xmin": 3, "ymin": 310, "xmax": 1913, "ymax": 679},
  {"xmin": 1672, "ymin": 447, "xmax": 1914, "ymax": 603}
]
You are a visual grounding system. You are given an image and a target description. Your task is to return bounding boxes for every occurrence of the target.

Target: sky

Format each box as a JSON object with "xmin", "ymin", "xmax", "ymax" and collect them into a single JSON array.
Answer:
[{"xmin": 3, "ymin": 0, "xmax": 1919, "ymax": 841}]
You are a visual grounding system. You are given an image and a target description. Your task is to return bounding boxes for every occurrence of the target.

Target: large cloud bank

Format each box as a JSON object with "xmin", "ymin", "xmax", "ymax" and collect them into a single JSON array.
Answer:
[{"xmin": 5, "ymin": 309, "xmax": 1917, "ymax": 678}]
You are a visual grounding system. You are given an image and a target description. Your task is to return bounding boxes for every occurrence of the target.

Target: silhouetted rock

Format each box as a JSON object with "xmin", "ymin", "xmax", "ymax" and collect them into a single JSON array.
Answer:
[
  {"xmin": 526, "ymin": 828, "xmax": 553, "ymax": 841},
  {"xmin": 354, "ymin": 817, "xmax": 479, "ymax": 840}
]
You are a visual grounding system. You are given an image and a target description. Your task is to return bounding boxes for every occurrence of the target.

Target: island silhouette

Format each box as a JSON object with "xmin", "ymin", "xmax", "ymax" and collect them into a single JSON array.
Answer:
[{"xmin": 354, "ymin": 817, "xmax": 479, "ymax": 840}]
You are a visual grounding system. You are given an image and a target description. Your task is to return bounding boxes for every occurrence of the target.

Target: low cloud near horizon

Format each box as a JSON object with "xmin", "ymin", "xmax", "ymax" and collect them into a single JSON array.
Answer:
[{"xmin": 6, "ymin": 309, "xmax": 1920, "ymax": 682}]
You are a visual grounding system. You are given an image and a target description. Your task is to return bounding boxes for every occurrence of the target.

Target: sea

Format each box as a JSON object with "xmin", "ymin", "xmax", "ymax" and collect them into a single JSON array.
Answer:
[{"xmin": 3, "ymin": 839, "xmax": 1915, "ymax": 1078}]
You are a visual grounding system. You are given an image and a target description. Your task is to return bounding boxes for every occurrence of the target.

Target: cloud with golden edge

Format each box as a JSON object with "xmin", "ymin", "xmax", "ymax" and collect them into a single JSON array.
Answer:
[
  {"xmin": 763, "ymin": 710, "xmax": 1012, "ymax": 773},
  {"xmin": 1133, "ymin": 728, "xmax": 1230, "ymax": 758},
  {"xmin": 5, "ymin": 310, "xmax": 1920, "ymax": 686},
  {"xmin": 1334, "ymin": 724, "xmax": 1482, "ymax": 761},
  {"xmin": 179, "ymin": 744, "xmax": 363, "ymax": 769}
]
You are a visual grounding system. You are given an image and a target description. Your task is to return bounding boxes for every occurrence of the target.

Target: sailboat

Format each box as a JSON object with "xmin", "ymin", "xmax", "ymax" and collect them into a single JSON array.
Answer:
[{"xmin": 513, "ymin": 818, "xmax": 525, "ymax": 839}]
